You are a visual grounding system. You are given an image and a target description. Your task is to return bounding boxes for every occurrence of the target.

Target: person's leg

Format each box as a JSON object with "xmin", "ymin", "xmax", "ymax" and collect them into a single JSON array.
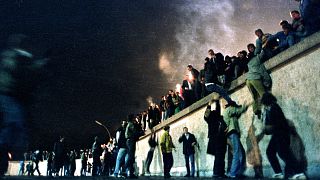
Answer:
[
  {"xmin": 184, "ymin": 154, "xmax": 190, "ymax": 176},
  {"xmin": 190, "ymin": 153, "xmax": 195, "ymax": 177},
  {"xmin": 246, "ymin": 80, "xmax": 265, "ymax": 115},
  {"xmin": 266, "ymin": 136, "xmax": 283, "ymax": 174},
  {"xmin": 214, "ymin": 139, "xmax": 227, "ymax": 176},
  {"xmin": 227, "ymin": 133, "xmax": 241, "ymax": 177},
  {"xmin": 206, "ymin": 84, "xmax": 232, "ymax": 103}
]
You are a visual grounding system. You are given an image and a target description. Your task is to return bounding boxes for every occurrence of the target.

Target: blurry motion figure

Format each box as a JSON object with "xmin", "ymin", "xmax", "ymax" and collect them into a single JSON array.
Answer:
[
  {"xmin": 18, "ymin": 160, "xmax": 25, "ymax": 175},
  {"xmin": 0, "ymin": 34, "xmax": 48, "ymax": 176},
  {"xmin": 32, "ymin": 150, "xmax": 42, "ymax": 176},
  {"xmin": 53, "ymin": 136, "xmax": 66, "ymax": 176},
  {"xmin": 144, "ymin": 129, "xmax": 157, "ymax": 175},
  {"xmin": 92, "ymin": 136, "xmax": 102, "ymax": 176},
  {"xmin": 80, "ymin": 150, "xmax": 88, "ymax": 176},
  {"xmin": 261, "ymin": 93, "xmax": 307, "ymax": 179}
]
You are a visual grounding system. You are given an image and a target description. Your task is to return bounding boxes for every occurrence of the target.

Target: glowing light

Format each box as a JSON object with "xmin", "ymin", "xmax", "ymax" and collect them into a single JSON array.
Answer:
[
  {"xmin": 8, "ymin": 152, "xmax": 12, "ymax": 160},
  {"xmin": 146, "ymin": 96, "xmax": 154, "ymax": 106}
]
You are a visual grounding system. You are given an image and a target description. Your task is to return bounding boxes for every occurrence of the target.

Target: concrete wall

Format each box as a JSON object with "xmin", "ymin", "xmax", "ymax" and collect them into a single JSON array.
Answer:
[{"xmin": 135, "ymin": 32, "xmax": 320, "ymax": 178}]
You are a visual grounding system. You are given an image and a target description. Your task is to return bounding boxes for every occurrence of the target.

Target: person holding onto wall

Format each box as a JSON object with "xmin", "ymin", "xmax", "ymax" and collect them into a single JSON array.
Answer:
[{"xmin": 223, "ymin": 101, "xmax": 248, "ymax": 178}]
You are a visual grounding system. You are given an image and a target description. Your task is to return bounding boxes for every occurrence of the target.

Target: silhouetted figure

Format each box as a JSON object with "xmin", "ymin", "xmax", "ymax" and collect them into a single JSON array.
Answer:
[
  {"xmin": 80, "ymin": 150, "xmax": 87, "ymax": 176},
  {"xmin": 53, "ymin": 136, "xmax": 66, "ymax": 176},
  {"xmin": 69, "ymin": 150, "xmax": 76, "ymax": 176},
  {"xmin": 92, "ymin": 136, "xmax": 102, "ymax": 176},
  {"xmin": 47, "ymin": 152, "xmax": 53, "ymax": 176},
  {"xmin": 145, "ymin": 129, "xmax": 157, "ymax": 175},
  {"xmin": 0, "ymin": 34, "xmax": 48, "ymax": 176},
  {"xmin": 113, "ymin": 120, "xmax": 128, "ymax": 177},
  {"xmin": 125, "ymin": 114, "xmax": 143, "ymax": 178},
  {"xmin": 204, "ymin": 99, "xmax": 227, "ymax": 178},
  {"xmin": 32, "ymin": 150, "xmax": 42, "ymax": 176},
  {"xmin": 261, "ymin": 93, "xmax": 306, "ymax": 179}
]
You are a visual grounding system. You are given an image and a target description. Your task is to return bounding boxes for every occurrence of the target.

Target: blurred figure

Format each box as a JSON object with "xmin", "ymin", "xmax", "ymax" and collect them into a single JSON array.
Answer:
[
  {"xmin": 290, "ymin": 10, "xmax": 306, "ymax": 41},
  {"xmin": 0, "ymin": 34, "xmax": 48, "ymax": 176},
  {"xmin": 69, "ymin": 150, "xmax": 76, "ymax": 176},
  {"xmin": 113, "ymin": 120, "xmax": 128, "ymax": 177},
  {"xmin": 46, "ymin": 152, "xmax": 53, "ymax": 176},
  {"xmin": 18, "ymin": 160, "xmax": 25, "ymax": 176},
  {"xmin": 261, "ymin": 93, "xmax": 307, "ymax": 179},
  {"xmin": 144, "ymin": 129, "xmax": 157, "ymax": 175},
  {"xmin": 295, "ymin": 0, "xmax": 320, "ymax": 36},
  {"xmin": 53, "ymin": 136, "xmax": 66, "ymax": 176},
  {"xmin": 80, "ymin": 150, "xmax": 88, "ymax": 176},
  {"xmin": 92, "ymin": 136, "xmax": 102, "ymax": 176},
  {"xmin": 125, "ymin": 114, "xmax": 144, "ymax": 178},
  {"xmin": 32, "ymin": 150, "xmax": 42, "ymax": 176}
]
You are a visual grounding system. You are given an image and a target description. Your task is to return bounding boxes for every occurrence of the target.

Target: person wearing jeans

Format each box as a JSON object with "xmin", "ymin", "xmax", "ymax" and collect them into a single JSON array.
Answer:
[{"xmin": 223, "ymin": 101, "xmax": 248, "ymax": 178}]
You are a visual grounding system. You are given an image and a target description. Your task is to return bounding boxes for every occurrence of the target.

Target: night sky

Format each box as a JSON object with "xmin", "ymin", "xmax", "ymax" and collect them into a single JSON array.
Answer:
[{"xmin": 0, "ymin": 0, "xmax": 298, "ymax": 150}]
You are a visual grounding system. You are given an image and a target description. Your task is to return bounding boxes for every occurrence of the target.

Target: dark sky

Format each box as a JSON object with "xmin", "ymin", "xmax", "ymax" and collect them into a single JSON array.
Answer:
[{"xmin": 0, "ymin": 0, "xmax": 298, "ymax": 150}]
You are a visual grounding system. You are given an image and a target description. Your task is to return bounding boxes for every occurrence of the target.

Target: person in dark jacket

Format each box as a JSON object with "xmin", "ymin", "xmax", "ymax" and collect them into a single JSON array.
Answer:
[
  {"xmin": 53, "ymin": 136, "xmax": 66, "ymax": 176},
  {"xmin": 144, "ymin": 129, "xmax": 158, "ymax": 175},
  {"xmin": 204, "ymin": 98, "xmax": 227, "ymax": 178},
  {"xmin": 261, "ymin": 93, "xmax": 306, "ymax": 179},
  {"xmin": 178, "ymin": 127, "xmax": 197, "ymax": 177},
  {"xmin": 0, "ymin": 34, "xmax": 48, "ymax": 176},
  {"xmin": 92, "ymin": 136, "xmax": 102, "ymax": 176}
]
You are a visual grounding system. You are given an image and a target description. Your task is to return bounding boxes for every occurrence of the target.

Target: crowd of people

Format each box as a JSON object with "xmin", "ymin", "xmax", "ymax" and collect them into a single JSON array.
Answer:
[{"xmin": 0, "ymin": 0, "xmax": 319, "ymax": 179}]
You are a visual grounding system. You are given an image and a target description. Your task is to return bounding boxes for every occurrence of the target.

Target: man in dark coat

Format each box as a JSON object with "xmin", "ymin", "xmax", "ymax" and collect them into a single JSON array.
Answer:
[
  {"xmin": 92, "ymin": 136, "xmax": 102, "ymax": 176},
  {"xmin": 53, "ymin": 136, "xmax": 66, "ymax": 176},
  {"xmin": 204, "ymin": 99, "xmax": 227, "ymax": 178},
  {"xmin": 178, "ymin": 127, "xmax": 197, "ymax": 177}
]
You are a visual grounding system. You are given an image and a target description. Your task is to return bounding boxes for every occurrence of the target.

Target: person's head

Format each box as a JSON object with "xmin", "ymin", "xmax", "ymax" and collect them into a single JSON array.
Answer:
[
  {"xmin": 282, "ymin": 23, "xmax": 292, "ymax": 35},
  {"xmin": 121, "ymin": 120, "xmax": 127, "ymax": 128},
  {"xmin": 187, "ymin": 64, "xmax": 193, "ymax": 71},
  {"xmin": 127, "ymin": 114, "xmax": 135, "ymax": 122},
  {"xmin": 163, "ymin": 125, "xmax": 170, "ymax": 132},
  {"xmin": 279, "ymin": 20, "xmax": 289, "ymax": 27},
  {"xmin": 290, "ymin": 10, "xmax": 300, "ymax": 20},
  {"xmin": 183, "ymin": 127, "xmax": 188, "ymax": 134},
  {"xmin": 247, "ymin": 43, "xmax": 255, "ymax": 53},
  {"xmin": 208, "ymin": 49, "xmax": 215, "ymax": 58},
  {"xmin": 255, "ymin": 29, "xmax": 263, "ymax": 38},
  {"xmin": 261, "ymin": 92, "xmax": 277, "ymax": 106},
  {"xmin": 238, "ymin": 50, "xmax": 247, "ymax": 59},
  {"xmin": 168, "ymin": 89, "xmax": 174, "ymax": 95}
]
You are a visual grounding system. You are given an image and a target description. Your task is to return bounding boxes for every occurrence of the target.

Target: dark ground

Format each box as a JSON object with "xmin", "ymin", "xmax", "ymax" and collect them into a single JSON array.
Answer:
[{"xmin": 1, "ymin": 176, "xmax": 318, "ymax": 180}]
